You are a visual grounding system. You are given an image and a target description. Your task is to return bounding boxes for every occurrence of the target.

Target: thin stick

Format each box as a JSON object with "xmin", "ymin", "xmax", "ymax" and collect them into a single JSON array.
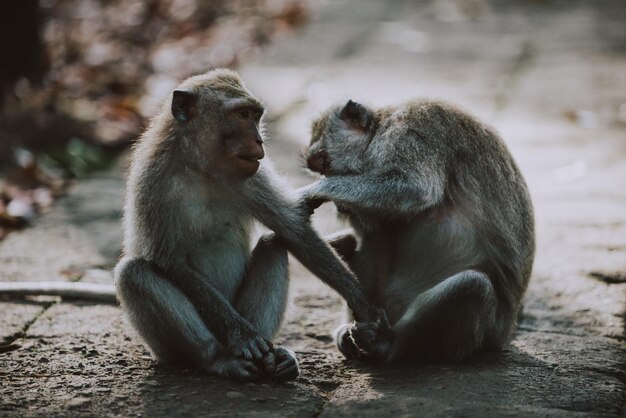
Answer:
[{"xmin": 0, "ymin": 281, "xmax": 117, "ymax": 303}]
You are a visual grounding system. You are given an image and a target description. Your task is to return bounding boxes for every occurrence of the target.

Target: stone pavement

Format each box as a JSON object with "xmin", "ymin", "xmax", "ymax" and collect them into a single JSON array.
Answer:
[{"xmin": 2, "ymin": 0, "xmax": 625, "ymax": 416}]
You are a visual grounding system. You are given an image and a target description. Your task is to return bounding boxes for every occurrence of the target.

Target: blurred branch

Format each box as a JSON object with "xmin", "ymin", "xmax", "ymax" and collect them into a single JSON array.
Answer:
[{"xmin": 0, "ymin": 0, "xmax": 310, "ymax": 240}]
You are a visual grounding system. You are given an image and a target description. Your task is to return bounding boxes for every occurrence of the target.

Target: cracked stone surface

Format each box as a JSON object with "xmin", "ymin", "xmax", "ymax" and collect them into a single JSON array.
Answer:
[{"xmin": 1, "ymin": 0, "xmax": 625, "ymax": 416}]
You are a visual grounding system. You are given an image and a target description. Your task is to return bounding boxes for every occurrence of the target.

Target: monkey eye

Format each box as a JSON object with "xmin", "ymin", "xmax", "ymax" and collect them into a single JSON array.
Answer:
[{"xmin": 238, "ymin": 109, "xmax": 251, "ymax": 119}]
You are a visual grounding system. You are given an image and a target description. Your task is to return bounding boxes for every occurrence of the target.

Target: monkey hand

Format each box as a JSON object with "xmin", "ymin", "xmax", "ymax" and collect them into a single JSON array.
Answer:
[
  {"xmin": 295, "ymin": 184, "xmax": 327, "ymax": 217},
  {"xmin": 350, "ymin": 309, "xmax": 394, "ymax": 363},
  {"xmin": 229, "ymin": 328, "xmax": 273, "ymax": 363}
]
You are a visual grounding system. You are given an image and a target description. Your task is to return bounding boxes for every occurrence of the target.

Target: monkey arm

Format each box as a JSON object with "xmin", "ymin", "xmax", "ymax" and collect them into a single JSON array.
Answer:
[
  {"xmin": 245, "ymin": 169, "xmax": 373, "ymax": 322},
  {"xmin": 162, "ymin": 263, "xmax": 272, "ymax": 359},
  {"xmin": 302, "ymin": 170, "xmax": 445, "ymax": 217},
  {"xmin": 281, "ymin": 228, "xmax": 372, "ymax": 322}
]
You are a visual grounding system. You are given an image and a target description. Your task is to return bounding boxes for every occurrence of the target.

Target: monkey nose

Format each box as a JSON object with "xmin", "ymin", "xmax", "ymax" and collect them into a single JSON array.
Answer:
[
  {"xmin": 250, "ymin": 139, "xmax": 265, "ymax": 160},
  {"xmin": 307, "ymin": 155, "xmax": 324, "ymax": 173},
  {"xmin": 306, "ymin": 150, "xmax": 330, "ymax": 174},
  {"xmin": 306, "ymin": 156, "xmax": 322, "ymax": 173}
]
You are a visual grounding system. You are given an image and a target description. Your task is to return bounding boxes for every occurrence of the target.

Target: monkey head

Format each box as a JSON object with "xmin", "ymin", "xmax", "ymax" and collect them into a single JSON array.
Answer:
[
  {"xmin": 170, "ymin": 69, "xmax": 266, "ymax": 178},
  {"xmin": 305, "ymin": 100, "xmax": 374, "ymax": 176}
]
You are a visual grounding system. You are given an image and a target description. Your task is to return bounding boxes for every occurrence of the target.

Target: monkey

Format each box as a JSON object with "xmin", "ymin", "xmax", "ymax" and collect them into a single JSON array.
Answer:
[
  {"xmin": 34, "ymin": 69, "xmax": 382, "ymax": 383},
  {"xmin": 0, "ymin": 71, "xmax": 387, "ymax": 380},
  {"xmin": 300, "ymin": 99, "xmax": 535, "ymax": 363}
]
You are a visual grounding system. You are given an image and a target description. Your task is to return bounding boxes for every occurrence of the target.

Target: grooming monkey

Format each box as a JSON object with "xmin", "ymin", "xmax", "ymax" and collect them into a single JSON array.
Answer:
[
  {"xmin": 0, "ymin": 71, "xmax": 383, "ymax": 380},
  {"xmin": 302, "ymin": 99, "xmax": 535, "ymax": 363}
]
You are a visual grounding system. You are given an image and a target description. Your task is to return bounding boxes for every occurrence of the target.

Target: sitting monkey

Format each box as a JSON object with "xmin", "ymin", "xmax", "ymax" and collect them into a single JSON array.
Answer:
[
  {"xmin": 301, "ymin": 99, "xmax": 535, "ymax": 363},
  {"xmin": 114, "ymin": 71, "xmax": 384, "ymax": 380}
]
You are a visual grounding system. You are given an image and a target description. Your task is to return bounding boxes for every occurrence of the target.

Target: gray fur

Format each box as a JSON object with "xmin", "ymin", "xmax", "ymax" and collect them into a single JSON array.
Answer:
[
  {"xmin": 304, "ymin": 99, "xmax": 535, "ymax": 363},
  {"xmin": 115, "ymin": 69, "xmax": 376, "ymax": 380}
]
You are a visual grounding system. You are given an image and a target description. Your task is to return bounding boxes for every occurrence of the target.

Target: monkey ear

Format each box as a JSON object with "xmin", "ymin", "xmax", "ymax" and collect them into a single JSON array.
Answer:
[
  {"xmin": 171, "ymin": 89, "xmax": 198, "ymax": 122},
  {"xmin": 339, "ymin": 100, "xmax": 372, "ymax": 131}
]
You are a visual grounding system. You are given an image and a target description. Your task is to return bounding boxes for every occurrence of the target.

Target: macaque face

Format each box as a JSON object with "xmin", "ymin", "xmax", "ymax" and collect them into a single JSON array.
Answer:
[
  {"xmin": 305, "ymin": 100, "xmax": 373, "ymax": 176},
  {"xmin": 306, "ymin": 117, "xmax": 332, "ymax": 175},
  {"xmin": 219, "ymin": 103, "xmax": 266, "ymax": 178},
  {"xmin": 170, "ymin": 84, "xmax": 266, "ymax": 179}
]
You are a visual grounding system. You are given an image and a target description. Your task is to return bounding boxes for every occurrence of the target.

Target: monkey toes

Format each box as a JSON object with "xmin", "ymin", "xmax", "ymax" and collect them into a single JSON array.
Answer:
[
  {"xmin": 210, "ymin": 355, "xmax": 262, "ymax": 382},
  {"xmin": 269, "ymin": 347, "xmax": 300, "ymax": 382},
  {"xmin": 231, "ymin": 333, "xmax": 273, "ymax": 361},
  {"xmin": 209, "ymin": 347, "xmax": 298, "ymax": 382}
]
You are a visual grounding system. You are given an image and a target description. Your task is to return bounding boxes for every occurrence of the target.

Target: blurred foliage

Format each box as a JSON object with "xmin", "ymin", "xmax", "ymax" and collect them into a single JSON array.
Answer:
[{"xmin": 0, "ymin": 0, "xmax": 309, "ymax": 238}]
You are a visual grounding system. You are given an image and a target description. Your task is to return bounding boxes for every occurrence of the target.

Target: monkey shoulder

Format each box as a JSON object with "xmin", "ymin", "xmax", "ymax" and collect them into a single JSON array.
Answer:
[
  {"xmin": 371, "ymin": 102, "xmax": 441, "ymax": 148},
  {"xmin": 401, "ymin": 99, "xmax": 467, "ymax": 118},
  {"xmin": 391, "ymin": 100, "xmax": 491, "ymax": 138}
]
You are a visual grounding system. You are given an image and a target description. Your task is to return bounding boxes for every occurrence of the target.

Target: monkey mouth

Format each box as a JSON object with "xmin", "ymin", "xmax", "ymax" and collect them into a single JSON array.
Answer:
[
  {"xmin": 236, "ymin": 155, "xmax": 262, "ymax": 174},
  {"xmin": 237, "ymin": 155, "xmax": 262, "ymax": 165},
  {"xmin": 238, "ymin": 155, "xmax": 261, "ymax": 161}
]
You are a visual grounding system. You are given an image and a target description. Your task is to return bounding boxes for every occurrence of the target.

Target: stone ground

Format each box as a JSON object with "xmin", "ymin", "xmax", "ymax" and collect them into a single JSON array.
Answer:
[{"xmin": 2, "ymin": 0, "xmax": 626, "ymax": 416}]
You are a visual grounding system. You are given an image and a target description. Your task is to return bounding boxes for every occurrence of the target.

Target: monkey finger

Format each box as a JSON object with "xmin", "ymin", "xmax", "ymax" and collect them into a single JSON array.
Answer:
[
  {"xmin": 307, "ymin": 196, "xmax": 326, "ymax": 210},
  {"xmin": 248, "ymin": 341, "xmax": 263, "ymax": 360},
  {"xmin": 233, "ymin": 369, "xmax": 255, "ymax": 382},
  {"xmin": 274, "ymin": 350, "xmax": 296, "ymax": 370},
  {"xmin": 262, "ymin": 352, "xmax": 275, "ymax": 373},
  {"xmin": 272, "ymin": 362, "xmax": 300, "ymax": 382},
  {"xmin": 236, "ymin": 346, "xmax": 253, "ymax": 360},
  {"xmin": 275, "ymin": 357, "xmax": 294, "ymax": 372},
  {"xmin": 256, "ymin": 336, "xmax": 272, "ymax": 353},
  {"xmin": 243, "ymin": 362, "xmax": 260, "ymax": 375},
  {"xmin": 254, "ymin": 335, "xmax": 273, "ymax": 358},
  {"xmin": 229, "ymin": 361, "xmax": 260, "ymax": 382},
  {"xmin": 352, "ymin": 322, "xmax": 377, "ymax": 340}
]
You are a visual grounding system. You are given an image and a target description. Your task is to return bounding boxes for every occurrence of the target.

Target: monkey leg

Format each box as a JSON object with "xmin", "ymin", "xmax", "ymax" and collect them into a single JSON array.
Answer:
[
  {"xmin": 328, "ymin": 229, "xmax": 398, "ymax": 360},
  {"xmin": 324, "ymin": 229, "xmax": 363, "ymax": 359},
  {"xmin": 115, "ymin": 257, "xmax": 260, "ymax": 380},
  {"xmin": 235, "ymin": 234, "xmax": 289, "ymax": 340},
  {"xmin": 389, "ymin": 270, "xmax": 499, "ymax": 363},
  {"xmin": 326, "ymin": 229, "xmax": 389, "ymax": 359},
  {"xmin": 326, "ymin": 230, "xmax": 371, "ymax": 360},
  {"xmin": 234, "ymin": 235, "xmax": 300, "ymax": 381}
]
